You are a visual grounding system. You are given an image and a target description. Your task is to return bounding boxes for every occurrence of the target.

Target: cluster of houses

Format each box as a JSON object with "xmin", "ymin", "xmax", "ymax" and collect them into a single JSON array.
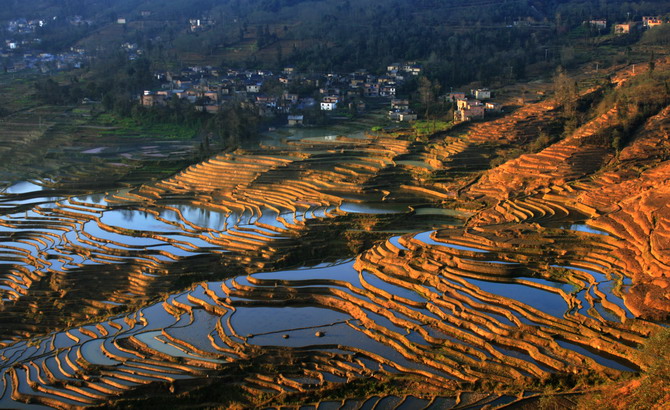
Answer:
[
  {"xmin": 314, "ymin": 62, "xmax": 422, "ymax": 114},
  {"xmin": 142, "ymin": 66, "xmax": 322, "ymax": 118},
  {"xmin": 140, "ymin": 62, "xmax": 423, "ymax": 125},
  {"xmin": 6, "ymin": 18, "xmax": 46, "ymax": 34},
  {"xmin": 1, "ymin": 49, "xmax": 86, "ymax": 73},
  {"xmin": 2, "ymin": 16, "xmax": 91, "ymax": 72},
  {"xmin": 188, "ymin": 18, "xmax": 216, "ymax": 32},
  {"xmin": 120, "ymin": 42, "xmax": 144, "ymax": 60},
  {"xmin": 378, "ymin": 62, "xmax": 423, "ymax": 121},
  {"xmin": 388, "ymin": 99, "xmax": 417, "ymax": 122},
  {"xmin": 586, "ymin": 15, "xmax": 667, "ymax": 34},
  {"xmin": 3, "ymin": 18, "xmax": 45, "ymax": 52},
  {"xmin": 447, "ymin": 88, "xmax": 502, "ymax": 122},
  {"xmin": 115, "ymin": 11, "xmax": 217, "ymax": 34},
  {"xmin": 68, "ymin": 15, "xmax": 94, "ymax": 27},
  {"xmin": 140, "ymin": 62, "xmax": 506, "ymax": 125},
  {"xmin": 388, "ymin": 88, "xmax": 501, "ymax": 123}
]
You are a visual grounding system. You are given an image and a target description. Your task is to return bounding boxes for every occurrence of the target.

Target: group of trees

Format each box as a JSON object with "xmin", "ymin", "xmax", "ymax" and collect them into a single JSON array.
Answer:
[
  {"xmin": 12, "ymin": 0, "xmax": 670, "ymax": 92},
  {"xmin": 551, "ymin": 54, "xmax": 670, "ymax": 154},
  {"xmin": 553, "ymin": 67, "xmax": 580, "ymax": 132},
  {"xmin": 33, "ymin": 54, "xmax": 263, "ymax": 148},
  {"xmin": 34, "ymin": 53, "xmax": 155, "ymax": 107}
]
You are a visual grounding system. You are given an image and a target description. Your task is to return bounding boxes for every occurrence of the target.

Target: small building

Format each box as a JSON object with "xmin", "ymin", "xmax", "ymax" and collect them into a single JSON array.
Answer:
[
  {"xmin": 246, "ymin": 83, "xmax": 261, "ymax": 93},
  {"xmin": 288, "ymin": 115, "xmax": 304, "ymax": 126},
  {"xmin": 455, "ymin": 99, "xmax": 485, "ymax": 122},
  {"xmin": 203, "ymin": 91, "xmax": 219, "ymax": 102},
  {"xmin": 643, "ymin": 16, "xmax": 664, "ymax": 28},
  {"xmin": 614, "ymin": 22, "xmax": 636, "ymax": 34},
  {"xmin": 586, "ymin": 19, "xmax": 607, "ymax": 30},
  {"xmin": 485, "ymin": 101, "xmax": 503, "ymax": 113},
  {"xmin": 140, "ymin": 91, "xmax": 154, "ymax": 106},
  {"xmin": 320, "ymin": 96, "xmax": 339, "ymax": 111},
  {"xmin": 445, "ymin": 92, "xmax": 466, "ymax": 102},
  {"xmin": 363, "ymin": 84, "xmax": 379, "ymax": 97},
  {"xmin": 350, "ymin": 76, "xmax": 366, "ymax": 88},
  {"xmin": 320, "ymin": 101, "xmax": 337, "ymax": 111},
  {"xmin": 472, "ymin": 88, "xmax": 491, "ymax": 100},
  {"xmin": 456, "ymin": 98, "xmax": 482, "ymax": 110},
  {"xmin": 402, "ymin": 62, "xmax": 416, "ymax": 72},
  {"xmin": 173, "ymin": 78, "xmax": 192, "ymax": 88},
  {"xmin": 322, "ymin": 95, "xmax": 339, "ymax": 103},
  {"xmin": 256, "ymin": 95, "xmax": 277, "ymax": 107},
  {"xmin": 140, "ymin": 91, "xmax": 167, "ymax": 107},
  {"xmin": 380, "ymin": 84, "xmax": 396, "ymax": 97},
  {"xmin": 455, "ymin": 105, "xmax": 485, "ymax": 122},
  {"xmin": 283, "ymin": 92, "xmax": 298, "ymax": 103},
  {"xmin": 117, "ymin": 18, "xmax": 127, "ymax": 24},
  {"xmin": 406, "ymin": 64, "xmax": 422, "ymax": 76},
  {"xmin": 388, "ymin": 109, "xmax": 417, "ymax": 122},
  {"xmin": 398, "ymin": 111, "xmax": 417, "ymax": 121},
  {"xmin": 387, "ymin": 63, "xmax": 401, "ymax": 72},
  {"xmin": 391, "ymin": 99, "xmax": 409, "ymax": 110}
]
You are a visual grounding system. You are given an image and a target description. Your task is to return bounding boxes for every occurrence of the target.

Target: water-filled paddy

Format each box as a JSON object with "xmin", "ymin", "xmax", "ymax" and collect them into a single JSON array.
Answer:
[
  {"xmin": 0, "ymin": 115, "xmax": 660, "ymax": 409},
  {"xmin": 339, "ymin": 202, "xmax": 410, "ymax": 214}
]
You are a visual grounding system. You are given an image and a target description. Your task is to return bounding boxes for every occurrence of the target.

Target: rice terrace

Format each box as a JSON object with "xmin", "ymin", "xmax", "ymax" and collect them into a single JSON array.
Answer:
[{"xmin": 0, "ymin": 0, "xmax": 670, "ymax": 409}]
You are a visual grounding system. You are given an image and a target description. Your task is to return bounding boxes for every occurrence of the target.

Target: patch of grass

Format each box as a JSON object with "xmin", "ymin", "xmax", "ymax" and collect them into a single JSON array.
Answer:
[
  {"xmin": 544, "ymin": 266, "xmax": 574, "ymax": 281},
  {"xmin": 576, "ymin": 328, "xmax": 670, "ymax": 409},
  {"xmin": 412, "ymin": 120, "xmax": 453, "ymax": 136},
  {"xmin": 275, "ymin": 374, "xmax": 442, "ymax": 407},
  {"xmin": 94, "ymin": 113, "xmax": 198, "ymax": 140}
]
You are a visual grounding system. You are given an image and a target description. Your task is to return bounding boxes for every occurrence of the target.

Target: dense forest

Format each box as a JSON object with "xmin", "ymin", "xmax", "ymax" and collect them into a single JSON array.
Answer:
[
  {"xmin": 4, "ymin": 0, "xmax": 670, "ymax": 88},
  {"xmin": 4, "ymin": 0, "xmax": 670, "ymax": 23}
]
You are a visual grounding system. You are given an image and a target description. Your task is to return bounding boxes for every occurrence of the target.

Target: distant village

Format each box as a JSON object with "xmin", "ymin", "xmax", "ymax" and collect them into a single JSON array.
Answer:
[
  {"xmin": 1, "ymin": 12, "xmax": 669, "ymax": 127},
  {"xmin": 140, "ymin": 62, "xmax": 506, "ymax": 126},
  {"xmin": 1, "ymin": 18, "xmax": 88, "ymax": 72},
  {"xmin": 141, "ymin": 62, "xmax": 425, "ymax": 125},
  {"xmin": 584, "ymin": 15, "xmax": 667, "ymax": 34}
]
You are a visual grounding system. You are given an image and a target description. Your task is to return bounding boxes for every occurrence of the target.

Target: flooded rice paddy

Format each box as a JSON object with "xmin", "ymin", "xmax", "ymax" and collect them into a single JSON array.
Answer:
[{"xmin": 0, "ymin": 131, "xmax": 662, "ymax": 408}]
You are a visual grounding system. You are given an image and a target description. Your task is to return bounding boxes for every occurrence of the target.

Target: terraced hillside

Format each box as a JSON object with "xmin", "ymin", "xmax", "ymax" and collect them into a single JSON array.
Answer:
[
  {"xmin": 0, "ymin": 62, "xmax": 669, "ymax": 408},
  {"xmin": 0, "ymin": 103, "xmax": 199, "ymax": 191}
]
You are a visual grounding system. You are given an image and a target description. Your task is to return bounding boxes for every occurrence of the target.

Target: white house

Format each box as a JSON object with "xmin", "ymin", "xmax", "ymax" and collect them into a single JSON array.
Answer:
[
  {"xmin": 380, "ymin": 85, "xmax": 396, "ymax": 97},
  {"xmin": 320, "ymin": 101, "xmax": 337, "ymax": 111},
  {"xmin": 587, "ymin": 19, "xmax": 607, "ymax": 30},
  {"xmin": 246, "ymin": 84, "xmax": 261, "ymax": 93},
  {"xmin": 472, "ymin": 88, "xmax": 491, "ymax": 100}
]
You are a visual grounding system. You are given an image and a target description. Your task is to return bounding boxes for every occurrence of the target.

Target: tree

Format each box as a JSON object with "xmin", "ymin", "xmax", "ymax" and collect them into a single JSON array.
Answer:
[
  {"xmin": 418, "ymin": 77, "xmax": 441, "ymax": 118},
  {"xmin": 649, "ymin": 51, "xmax": 656, "ymax": 76},
  {"xmin": 553, "ymin": 67, "xmax": 579, "ymax": 132}
]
